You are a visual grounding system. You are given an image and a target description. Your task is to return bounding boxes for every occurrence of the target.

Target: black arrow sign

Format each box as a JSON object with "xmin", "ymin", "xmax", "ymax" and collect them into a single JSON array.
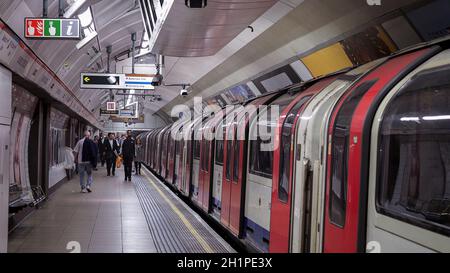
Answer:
[
  {"xmin": 100, "ymin": 109, "xmax": 119, "ymax": 115},
  {"xmin": 84, "ymin": 75, "xmax": 120, "ymax": 85}
]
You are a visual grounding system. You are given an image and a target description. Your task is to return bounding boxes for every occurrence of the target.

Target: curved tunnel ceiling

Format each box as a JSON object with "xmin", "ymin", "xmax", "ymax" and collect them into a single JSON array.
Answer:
[
  {"xmin": 0, "ymin": 0, "xmax": 296, "ymax": 123},
  {"xmin": 0, "ymin": 0, "xmax": 427, "ymax": 127}
]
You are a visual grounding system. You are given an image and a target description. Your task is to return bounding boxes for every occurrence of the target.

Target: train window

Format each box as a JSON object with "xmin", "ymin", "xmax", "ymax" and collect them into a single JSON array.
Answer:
[
  {"xmin": 226, "ymin": 139, "xmax": 233, "ymax": 180},
  {"xmin": 233, "ymin": 129, "xmax": 239, "ymax": 182},
  {"xmin": 194, "ymin": 140, "xmax": 201, "ymax": 160},
  {"xmin": 250, "ymin": 97, "xmax": 292, "ymax": 179},
  {"xmin": 279, "ymin": 96, "xmax": 311, "ymax": 203},
  {"xmin": 330, "ymin": 79, "xmax": 378, "ymax": 227},
  {"xmin": 249, "ymin": 107, "xmax": 275, "ymax": 179},
  {"xmin": 203, "ymin": 141, "xmax": 210, "ymax": 171},
  {"xmin": 377, "ymin": 65, "xmax": 450, "ymax": 236},
  {"xmin": 215, "ymin": 140, "xmax": 224, "ymax": 165}
]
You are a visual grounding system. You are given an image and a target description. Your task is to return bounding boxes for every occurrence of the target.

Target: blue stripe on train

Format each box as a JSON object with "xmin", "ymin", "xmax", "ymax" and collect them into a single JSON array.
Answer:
[{"xmin": 243, "ymin": 217, "xmax": 270, "ymax": 253}]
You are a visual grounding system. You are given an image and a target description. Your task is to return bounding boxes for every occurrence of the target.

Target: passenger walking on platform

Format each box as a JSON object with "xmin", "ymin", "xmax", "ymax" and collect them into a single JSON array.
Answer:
[
  {"xmin": 117, "ymin": 134, "xmax": 125, "ymax": 148},
  {"xmin": 73, "ymin": 130, "xmax": 96, "ymax": 193},
  {"xmin": 135, "ymin": 138, "xmax": 143, "ymax": 175},
  {"xmin": 104, "ymin": 133, "xmax": 120, "ymax": 176},
  {"xmin": 121, "ymin": 130, "xmax": 135, "ymax": 182},
  {"xmin": 92, "ymin": 136, "xmax": 99, "ymax": 171},
  {"xmin": 63, "ymin": 146, "xmax": 76, "ymax": 180},
  {"xmin": 98, "ymin": 132, "xmax": 106, "ymax": 167}
]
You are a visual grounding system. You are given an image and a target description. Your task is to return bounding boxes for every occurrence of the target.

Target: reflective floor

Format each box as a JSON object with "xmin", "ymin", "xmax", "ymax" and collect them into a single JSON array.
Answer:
[{"xmin": 8, "ymin": 166, "xmax": 156, "ymax": 253}]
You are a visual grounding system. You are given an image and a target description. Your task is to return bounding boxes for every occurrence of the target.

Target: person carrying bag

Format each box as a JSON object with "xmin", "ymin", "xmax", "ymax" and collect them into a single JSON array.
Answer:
[{"xmin": 116, "ymin": 155, "xmax": 123, "ymax": 169}]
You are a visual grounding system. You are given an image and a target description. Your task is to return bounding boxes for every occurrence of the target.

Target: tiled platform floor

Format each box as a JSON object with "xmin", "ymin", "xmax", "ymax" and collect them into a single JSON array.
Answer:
[{"xmin": 8, "ymin": 166, "xmax": 157, "ymax": 253}]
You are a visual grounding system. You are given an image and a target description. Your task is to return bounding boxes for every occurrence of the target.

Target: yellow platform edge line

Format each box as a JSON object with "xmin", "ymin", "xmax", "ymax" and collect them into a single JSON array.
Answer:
[{"xmin": 142, "ymin": 170, "xmax": 214, "ymax": 253}]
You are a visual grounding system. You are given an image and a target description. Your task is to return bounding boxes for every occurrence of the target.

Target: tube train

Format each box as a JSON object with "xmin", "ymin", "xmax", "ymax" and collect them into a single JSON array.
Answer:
[{"xmin": 137, "ymin": 39, "xmax": 450, "ymax": 253}]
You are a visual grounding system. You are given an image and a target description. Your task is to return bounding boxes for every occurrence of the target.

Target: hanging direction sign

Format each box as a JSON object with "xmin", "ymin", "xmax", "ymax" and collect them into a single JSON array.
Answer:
[
  {"xmin": 100, "ymin": 109, "xmax": 119, "ymax": 116},
  {"xmin": 124, "ymin": 74, "xmax": 156, "ymax": 89},
  {"xmin": 118, "ymin": 109, "xmax": 136, "ymax": 118},
  {"xmin": 106, "ymin": 101, "xmax": 117, "ymax": 111},
  {"xmin": 81, "ymin": 73, "xmax": 156, "ymax": 90},
  {"xmin": 25, "ymin": 18, "xmax": 80, "ymax": 39}
]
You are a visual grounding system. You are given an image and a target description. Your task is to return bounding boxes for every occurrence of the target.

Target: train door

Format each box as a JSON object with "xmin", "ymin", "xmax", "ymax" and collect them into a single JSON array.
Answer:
[
  {"xmin": 290, "ymin": 59, "xmax": 388, "ymax": 253},
  {"xmin": 156, "ymin": 128, "xmax": 168, "ymax": 175},
  {"xmin": 174, "ymin": 126, "xmax": 184, "ymax": 189},
  {"xmin": 160, "ymin": 130, "xmax": 170, "ymax": 178},
  {"xmin": 0, "ymin": 123, "xmax": 9, "ymax": 253},
  {"xmin": 191, "ymin": 130, "xmax": 202, "ymax": 206},
  {"xmin": 324, "ymin": 47, "xmax": 438, "ymax": 253},
  {"xmin": 180, "ymin": 137, "xmax": 188, "ymax": 195},
  {"xmin": 180, "ymin": 119, "xmax": 201, "ymax": 197},
  {"xmin": 149, "ymin": 130, "xmax": 156, "ymax": 166},
  {"xmin": 0, "ymin": 65, "xmax": 11, "ymax": 252},
  {"xmin": 212, "ymin": 124, "xmax": 225, "ymax": 220},
  {"xmin": 199, "ymin": 139, "xmax": 212, "ymax": 212},
  {"xmin": 166, "ymin": 131, "xmax": 176, "ymax": 184},
  {"xmin": 222, "ymin": 104, "xmax": 254, "ymax": 235},
  {"xmin": 177, "ymin": 137, "xmax": 185, "ymax": 192},
  {"xmin": 269, "ymin": 78, "xmax": 333, "ymax": 252},
  {"xmin": 221, "ymin": 119, "xmax": 238, "ymax": 232},
  {"xmin": 209, "ymin": 109, "xmax": 233, "ymax": 220},
  {"xmin": 244, "ymin": 94, "xmax": 293, "ymax": 252},
  {"xmin": 145, "ymin": 131, "xmax": 152, "ymax": 167},
  {"xmin": 155, "ymin": 131, "xmax": 161, "ymax": 172},
  {"xmin": 366, "ymin": 49, "xmax": 450, "ymax": 253}
]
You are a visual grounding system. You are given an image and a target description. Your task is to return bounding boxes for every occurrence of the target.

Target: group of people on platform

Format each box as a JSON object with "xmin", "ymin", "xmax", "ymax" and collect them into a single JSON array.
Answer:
[{"xmin": 72, "ymin": 130, "xmax": 143, "ymax": 193}]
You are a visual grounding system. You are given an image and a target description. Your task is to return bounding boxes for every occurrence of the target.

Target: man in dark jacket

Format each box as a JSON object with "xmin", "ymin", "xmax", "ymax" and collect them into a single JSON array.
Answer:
[
  {"xmin": 98, "ymin": 132, "xmax": 106, "ymax": 167},
  {"xmin": 92, "ymin": 136, "xmax": 99, "ymax": 171},
  {"xmin": 121, "ymin": 130, "xmax": 135, "ymax": 182},
  {"xmin": 104, "ymin": 133, "xmax": 120, "ymax": 176},
  {"xmin": 74, "ymin": 130, "xmax": 96, "ymax": 193}
]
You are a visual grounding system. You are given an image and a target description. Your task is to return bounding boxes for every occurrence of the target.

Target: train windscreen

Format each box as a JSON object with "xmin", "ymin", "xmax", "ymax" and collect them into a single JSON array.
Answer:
[{"xmin": 377, "ymin": 64, "xmax": 450, "ymax": 236}]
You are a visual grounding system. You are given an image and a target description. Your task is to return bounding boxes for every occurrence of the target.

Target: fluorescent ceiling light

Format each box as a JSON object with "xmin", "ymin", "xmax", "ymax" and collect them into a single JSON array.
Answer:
[
  {"xmin": 78, "ymin": 7, "xmax": 93, "ymax": 27},
  {"xmin": 400, "ymin": 117, "xmax": 420, "ymax": 122},
  {"xmin": 76, "ymin": 30, "xmax": 98, "ymax": 50},
  {"xmin": 423, "ymin": 115, "xmax": 450, "ymax": 121},
  {"xmin": 76, "ymin": 7, "xmax": 97, "ymax": 50},
  {"xmin": 86, "ymin": 51, "xmax": 102, "ymax": 68},
  {"xmin": 126, "ymin": 90, "xmax": 136, "ymax": 107},
  {"xmin": 137, "ymin": 31, "xmax": 151, "ymax": 58},
  {"xmin": 64, "ymin": 0, "xmax": 87, "ymax": 18}
]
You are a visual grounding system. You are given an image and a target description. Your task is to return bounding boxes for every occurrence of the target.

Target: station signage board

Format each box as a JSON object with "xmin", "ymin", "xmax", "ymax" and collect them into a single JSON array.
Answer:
[
  {"xmin": 106, "ymin": 101, "xmax": 117, "ymax": 111},
  {"xmin": 118, "ymin": 109, "xmax": 136, "ymax": 118},
  {"xmin": 81, "ymin": 73, "xmax": 156, "ymax": 90},
  {"xmin": 124, "ymin": 74, "xmax": 155, "ymax": 89},
  {"xmin": 25, "ymin": 18, "xmax": 80, "ymax": 39},
  {"xmin": 100, "ymin": 109, "xmax": 119, "ymax": 116}
]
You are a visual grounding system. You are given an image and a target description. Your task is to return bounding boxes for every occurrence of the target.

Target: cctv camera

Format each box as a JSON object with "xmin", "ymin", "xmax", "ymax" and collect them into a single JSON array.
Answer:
[{"xmin": 180, "ymin": 89, "xmax": 188, "ymax": 97}]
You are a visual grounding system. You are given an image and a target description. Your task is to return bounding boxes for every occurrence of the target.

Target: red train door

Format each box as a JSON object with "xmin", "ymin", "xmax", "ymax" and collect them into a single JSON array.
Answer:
[
  {"xmin": 200, "ymin": 140, "xmax": 212, "ymax": 212},
  {"xmin": 228, "ymin": 126, "xmax": 243, "ymax": 236},
  {"xmin": 167, "ymin": 137, "xmax": 175, "ymax": 183},
  {"xmin": 324, "ymin": 47, "xmax": 438, "ymax": 253},
  {"xmin": 221, "ymin": 123, "xmax": 235, "ymax": 230},
  {"xmin": 176, "ymin": 139, "xmax": 184, "ymax": 191},
  {"xmin": 182, "ymin": 138, "xmax": 193, "ymax": 196},
  {"xmin": 269, "ymin": 78, "xmax": 336, "ymax": 253}
]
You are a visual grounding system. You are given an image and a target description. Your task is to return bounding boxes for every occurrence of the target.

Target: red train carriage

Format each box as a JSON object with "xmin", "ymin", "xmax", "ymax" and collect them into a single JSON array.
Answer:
[
  {"xmin": 269, "ymin": 76, "xmax": 338, "ymax": 252},
  {"xmin": 324, "ymin": 46, "xmax": 439, "ymax": 253}
]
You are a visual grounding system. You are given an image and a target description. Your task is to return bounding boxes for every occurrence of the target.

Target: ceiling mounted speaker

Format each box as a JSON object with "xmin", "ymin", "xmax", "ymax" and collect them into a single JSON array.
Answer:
[{"xmin": 185, "ymin": 0, "xmax": 207, "ymax": 8}]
